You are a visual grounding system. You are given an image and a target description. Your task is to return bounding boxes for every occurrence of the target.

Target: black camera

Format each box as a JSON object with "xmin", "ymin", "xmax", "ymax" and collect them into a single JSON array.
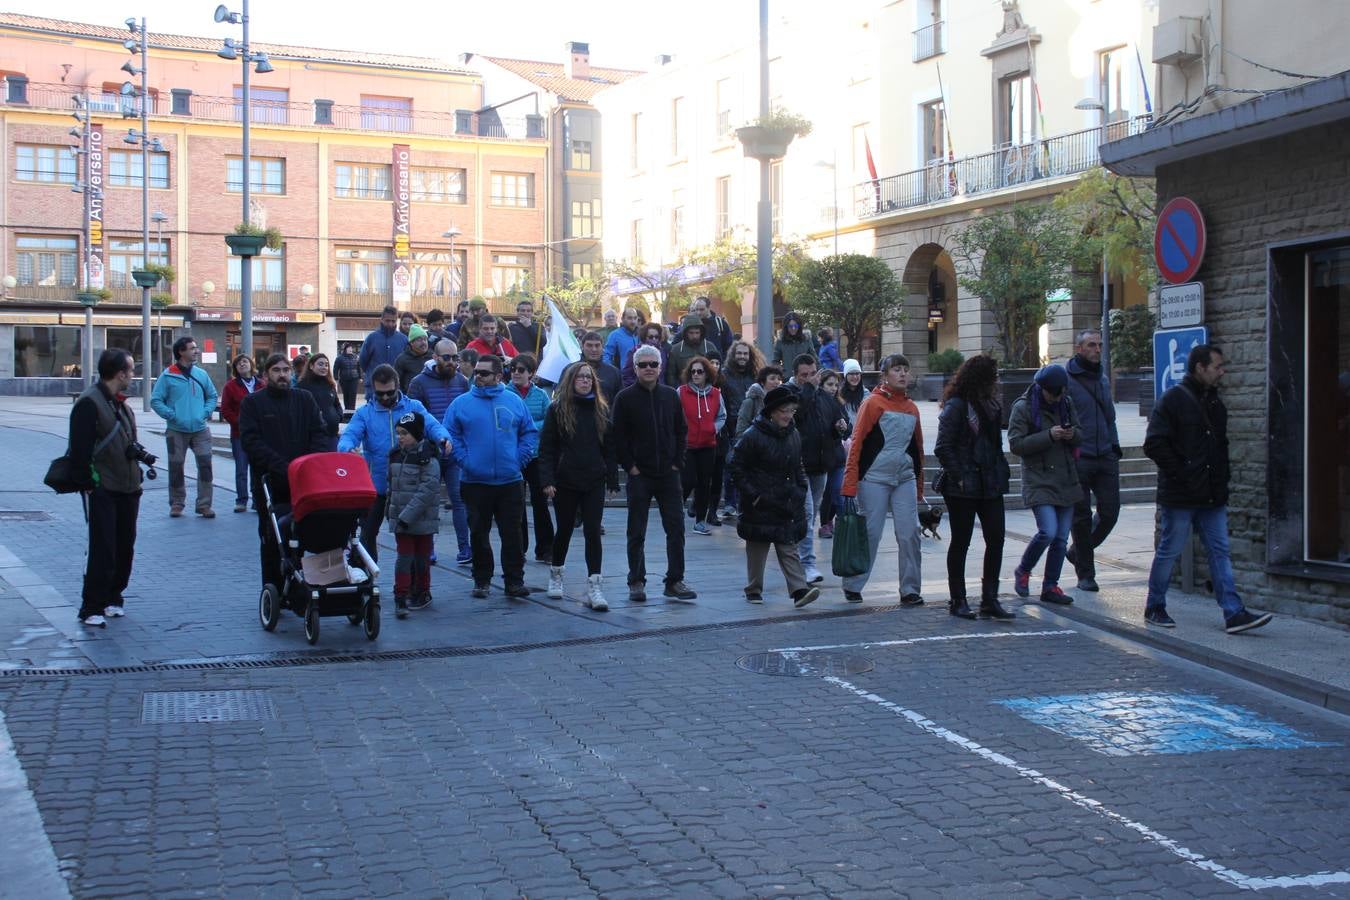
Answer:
[{"xmin": 126, "ymin": 442, "xmax": 158, "ymax": 479}]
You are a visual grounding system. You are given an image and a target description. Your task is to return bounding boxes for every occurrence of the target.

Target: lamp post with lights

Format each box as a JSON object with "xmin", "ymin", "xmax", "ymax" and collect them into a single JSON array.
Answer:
[
  {"xmin": 70, "ymin": 93, "xmax": 100, "ymax": 385},
  {"xmin": 122, "ymin": 16, "xmax": 162, "ymax": 410}
]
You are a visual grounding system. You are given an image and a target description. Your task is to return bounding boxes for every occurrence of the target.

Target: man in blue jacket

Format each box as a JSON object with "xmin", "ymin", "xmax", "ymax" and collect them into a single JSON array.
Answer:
[
  {"xmin": 339, "ymin": 364, "xmax": 450, "ymax": 561},
  {"xmin": 1064, "ymin": 329, "xmax": 1121, "ymax": 592},
  {"xmin": 409, "ymin": 338, "xmax": 472, "ymax": 565},
  {"xmin": 358, "ymin": 305, "xmax": 408, "ymax": 401},
  {"xmin": 603, "ymin": 306, "xmax": 642, "ymax": 370},
  {"xmin": 445, "ymin": 354, "xmax": 539, "ymax": 599},
  {"xmin": 150, "ymin": 336, "xmax": 219, "ymax": 518}
]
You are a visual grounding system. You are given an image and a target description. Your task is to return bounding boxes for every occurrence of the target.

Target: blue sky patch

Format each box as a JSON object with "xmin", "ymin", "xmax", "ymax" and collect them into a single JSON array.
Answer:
[{"xmin": 996, "ymin": 691, "xmax": 1338, "ymax": 756}]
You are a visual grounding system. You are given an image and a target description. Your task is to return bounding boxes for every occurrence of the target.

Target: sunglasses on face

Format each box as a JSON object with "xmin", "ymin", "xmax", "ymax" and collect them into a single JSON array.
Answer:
[
  {"xmin": 635, "ymin": 361, "xmax": 660, "ymax": 370},
  {"xmin": 689, "ymin": 368, "xmax": 705, "ymax": 376},
  {"xmin": 374, "ymin": 388, "xmax": 398, "ymax": 398},
  {"xmin": 440, "ymin": 353, "xmax": 459, "ymax": 361},
  {"xmin": 512, "ymin": 366, "xmax": 531, "ymax": 374},
  {"xmin": 473, "ymin": 369, "xmax": 497, "ymax": 379}
]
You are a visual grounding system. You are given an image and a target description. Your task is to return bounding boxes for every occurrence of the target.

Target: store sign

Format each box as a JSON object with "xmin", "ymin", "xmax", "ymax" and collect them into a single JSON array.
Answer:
[
  {"xmin": 391, "ymin": 144, "xmax": 411, "ymax": 307},
  {"xmin": 194, "ymin": 309, "xmax": 324, "ymax": 324},
  {"xmin": 86, "ymin": 123, "xmax": 105, "ymax": 290},
  {"xmin": 1158, "ymin": 281, "xmax": 1204, "ymax": 328}
]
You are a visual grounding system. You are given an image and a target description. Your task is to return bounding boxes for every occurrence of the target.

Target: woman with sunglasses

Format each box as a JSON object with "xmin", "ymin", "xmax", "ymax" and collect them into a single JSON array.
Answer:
[
  {"xmin": 1008, "ymin": 364, "xmax": 1083, "ymax": 606},
  {"xmin": 677, "ymin": 356, "xmax": 726, "ymax": 536},
  {"xmin": 621, "ymin": 322, "xmax": 668, "ymax": 389},
  {"xmin": 296, "ymin": 352, "xmax": 344, "ymax": 451},
  {"xmin": 538, "ymin": 361, "xmax": 618, "ymax": 610},
  {"xmin": 509, "ymin": 353, "xmax": 555, "ymax": 563}
]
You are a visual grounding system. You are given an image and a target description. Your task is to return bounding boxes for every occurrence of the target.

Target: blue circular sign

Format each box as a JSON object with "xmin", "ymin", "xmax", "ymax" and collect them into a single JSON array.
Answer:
[{"xmin": 1155, "ymin": 197, "xmax": 1207, "ymax": 284}]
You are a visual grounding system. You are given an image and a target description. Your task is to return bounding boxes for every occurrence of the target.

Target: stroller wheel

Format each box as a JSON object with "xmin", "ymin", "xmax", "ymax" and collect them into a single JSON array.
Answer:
[
  {"xmin": 304, "ymin": 601, "xmax": 320, "ymax": 645},
  {"xmin": 259, "ymin": 585, "xmax": 281, "ymax": 632},
  {"xmin": 363, "ymin": 600, "xmax": 380, "ymax": 641}
]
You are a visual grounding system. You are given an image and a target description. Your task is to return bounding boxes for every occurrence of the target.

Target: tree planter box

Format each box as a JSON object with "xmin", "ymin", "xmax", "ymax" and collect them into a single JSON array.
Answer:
[
  {"xmin": 736, "ymin": 125, "xmax": 796, "ymax": 161},
  {"xmin": 225, "ymin": 234, "xmax": 268, "ymax": 257},
  {"xmin": 997, "ymin": 368, "xmax": 1037, "ymax": 427},
  {"xmin": 921, "ymin": 372, "xmax": 952, "ymax": 402}
]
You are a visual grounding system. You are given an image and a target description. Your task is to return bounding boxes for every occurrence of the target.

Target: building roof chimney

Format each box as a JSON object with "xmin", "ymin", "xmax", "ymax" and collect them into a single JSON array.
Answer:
[
  {"xmin": 654, "ymin": 54, "xmax": 673, "ymax": 66},
  {"xmin": 565, "ymin": 41, "xmax": 590, "ymax": 80}
]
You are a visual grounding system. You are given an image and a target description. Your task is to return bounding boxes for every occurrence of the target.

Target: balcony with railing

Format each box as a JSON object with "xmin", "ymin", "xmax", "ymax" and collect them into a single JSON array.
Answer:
[
  {"xmin": 224, "ymin": 289, "xmax": 288, "ymax": 309},
  {"xmin": 329, "ymin": 290, "xmax": 392, "ymax": 313},
  {"xmin": 854, "ymin": 116, "xmax": 1150, "ymax": 219},
  {"xmin": 1, "ymin": 284, "xmax": 78, "ymax": 304},
  {"xmin": 13, "ymin": 82, "xmax": 546, "ymax": 142},
  {"xmin": 913, "ymin": 22, "xmax": 945, "ymax": 61}
]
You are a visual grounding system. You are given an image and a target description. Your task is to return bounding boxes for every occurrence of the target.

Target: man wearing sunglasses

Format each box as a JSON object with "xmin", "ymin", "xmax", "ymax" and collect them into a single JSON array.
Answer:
[
  {"xmin": 445, "ymin": 354, "xmax": 539, "ymax": 598},
  {"xmin": 409, "ymin": 339, "xmax": 472, "ymax": 566},
  {"xmin": 339, "ymin": 364, "xmax": 452, "ymax": 561},
  {"xmin": 611, "ymin": 344, "xmax": 698, "ymax": 602}
]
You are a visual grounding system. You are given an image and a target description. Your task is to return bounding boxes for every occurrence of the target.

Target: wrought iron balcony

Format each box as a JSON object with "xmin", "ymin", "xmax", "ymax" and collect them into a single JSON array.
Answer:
[{"xmin": 913, "ymin": 21, "xmax": 945, "ymax": 61}]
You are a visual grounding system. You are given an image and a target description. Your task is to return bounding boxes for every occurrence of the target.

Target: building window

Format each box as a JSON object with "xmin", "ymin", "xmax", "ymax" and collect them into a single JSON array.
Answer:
[
  {"xmin": 227, "ymin": 157, "xmax": 285, "ymax": 194},
  {"xmin": 410, "ymin": 167, "xmax": 466, "ymax": 203},
  {"xmin": 15, "ymin": 235, "xmax": 78, "ymax": 286},
  {"xmin": 670, "ymin": 189, "xmax": 685, "ymax": 253},
  {"xmin": 1098, "ymin": 46, "xmax": 1130, "ymax": 123},
  {"xmin": 489, "ymin": 172, "xmax": 534, "ymax": 208},
  {"xmin": 998, "ymin": 73, "xmax": 1033, "ymax": 145},
  {"xmin": 570, "ymin": 139, "xmax": 592, "ymax": 171},
  {"xmin": 921, "ymin": 100, "xmax": 947, "ymax": 163},
  {"xmin": 336, "ymin": 247, "xmax": 390, "ymax": 294},
  {"xmin": 360, "ymin": 95, "xmax": 412, "ymax": 131},
  {"xmin": 411, "ymin": 249, "xmax": 465, "ymax": 299},
  {"xmin": 234, "ymin": 86, "xmax": 289, "ymax": 124},
  {"xmin": 715, "ymin": 77, "xmax": 734, "ymax": 137},
  {"xmin": 228, "ymin": 246, "xmax": 284, "ymax": 292},
  {"xmin": 106, "ymin": 327, "xmax": 171, "ymax": 377},
  {"xmin": 571, "ymin": 199, "xmax": 601, "ymax": 238},
  {"xmin": 13, "ymin": 326, "xmax": 81, "ymax": 378},
  {"xmin": 913, "ymin": 0, "xmax": 945, "ymax": 61},
  {"xmin": 106, "ymin": 238, "xmax": 169, "ymax": 287},
  {"xmin": 1304, "ymin": 245, "xmax": 1350, "ymax": 566},
  {"xmin": 490, "ymin": 252, "xmax": 533, "ymax": 295},
  {"xmin": 630, "ymin": 219, "xmax": 644, "ymax": 263},
  {"xmin": 335, "ymin": 163, "xmax": 393, "ymax": 200},
  {"xmin": 715, "ymin": 176, "xmax": 731, "ymax": 238},
  {"xmin": 108, "ymin": 149, "xmax": 170, "ymax": 189},
  {"xmin": 630, "ymin": 112, "xmax": 643, "ymax": 170},
  {"xmin": 5, "ymin": 74, "xmax": 29, "ymax": 104},
  {"xmin": 671, "ymin": 97, "xmax": 685, "ymax": 157},
  {"xmin": 770, "ymin": 161, "xmax": 783, "ymax": 236},
  {"xmin": 15, "ymin": 145, "xmax": 77, "ymax": 184},
  {"xmin": 571, "ymin": 262, "xmax": 593, "ymax": 281}
]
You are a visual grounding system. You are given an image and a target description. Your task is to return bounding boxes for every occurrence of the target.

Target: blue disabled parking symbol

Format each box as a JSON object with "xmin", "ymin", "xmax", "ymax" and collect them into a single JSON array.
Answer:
[
  {"xmin": 997, "ymin": 691, "xmax": 1337, "ymax": 757},
  {"xmin": 1154, "ymin": 326, "xmax": 1208, "ymax": 399}
]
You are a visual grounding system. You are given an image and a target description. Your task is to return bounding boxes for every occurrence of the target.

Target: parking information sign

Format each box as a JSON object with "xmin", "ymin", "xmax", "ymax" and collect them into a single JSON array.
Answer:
[
  {"xmin": 1158, "ymin": 281, "xmax": 1204, "ymax": 328},
  {"xmin": 1154, "ymin": 326, "xmax": 1209, "ymax": 400}
]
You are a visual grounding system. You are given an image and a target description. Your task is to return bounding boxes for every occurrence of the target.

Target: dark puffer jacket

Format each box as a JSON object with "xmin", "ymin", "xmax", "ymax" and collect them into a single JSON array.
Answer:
[
  {"xmin": 1144, "ymin": 375, "xmax": 1230, "ymax": 508},
  {"xmin": 933, "ymin": 396, "xmax": 1009, "ymax": 500},
  {"xmin": 537, "ymin": 396, "xmax": 619, "ymax": 493},
  {"xmin": 729, "ymin": 416, "xmax": 808, "ymax": 545},
  {"xmin": 794, "ymin": 383, "xmax": 848, "ymax": 475},
  {"xmin": 385, "ymin": 439, "xmax": 443, "ymax": 536}
]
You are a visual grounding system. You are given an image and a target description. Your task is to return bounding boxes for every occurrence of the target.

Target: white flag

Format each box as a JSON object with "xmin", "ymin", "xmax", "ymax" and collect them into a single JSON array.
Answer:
[{"xmin": 536, "ymin": 298, "xmax": 582, "ymax": 384}]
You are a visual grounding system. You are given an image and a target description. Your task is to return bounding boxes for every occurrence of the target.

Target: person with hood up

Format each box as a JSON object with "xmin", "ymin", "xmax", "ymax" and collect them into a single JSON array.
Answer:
[
  {"xmin": 840, "ymin": 354, "xmax": 925, "ymax": 605},
  {"xmin": 358, "ymin": 305, "xmax": 408, "ymax": 400},
  {"xmin": 771, "ymin": 311, "xmax": 815, "ymax": 367},
  {"xmin": 385, "ymin": 412, "xmax": 443, "ymax": 618},
  {"xmin": 219, "ymin": 354, "xmax": 263, "ymax": 512},
  {"xmin": 666, "ymin": 316, "xmax": 718, "ymax": 388},
  {"xmin": 677, "ymin": 356, "xmax": 726, "ymax": 536},
  {"xmin": 683, "ymin": 296, "xmax": 733, "ymax": 358},
  {"xmin": 736, "ymin": 365, "xmax": 784, "ymax": 437},
  {"xmin": 394, "ymin": 324, "xmax": 436, "ymax": 390},
  {"xmin": 1008, "ymin": 364, "xmax": 1083, "ymax": 607},
  {"xmin": 729, "ymin": 385, "xmax": 820, "ymax": 609},
  {"xmin": 338, "ymin": 364, "xmax": 451, "ymax": 562},
  {"xmin": 410, "ymin": 339, "xmax": 471, "ymax": 565}
]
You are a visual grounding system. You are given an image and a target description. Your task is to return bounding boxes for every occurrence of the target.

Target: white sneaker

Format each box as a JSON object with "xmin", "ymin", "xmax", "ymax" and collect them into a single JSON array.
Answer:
[
  {"xmin": 80, "ymin": 614, "xmax": 106, "ymax": 628},
  {"xmin": 103, "ymin": 606, "xmax": 125, "ymax": 618},
  {"xmin": 586, "ymin": 574, "xmax": 608, "ymax": 612},
  {"xmin": 547, "ymin": 566, "xmax": 565, "ymax": 599}
]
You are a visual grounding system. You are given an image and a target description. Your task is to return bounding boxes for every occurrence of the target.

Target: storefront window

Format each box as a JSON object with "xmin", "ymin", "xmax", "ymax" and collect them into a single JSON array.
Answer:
[
  {"xmin": 1306, "ymin": 246, "xmax": 1350, "ymax": 565},
  {"xmin": 106, "ymin": 327, "xmax": 174, "ymax": 377},
  {"xmin": 14, "ymin": 326, "xmax": 82, "ymax": 377}
]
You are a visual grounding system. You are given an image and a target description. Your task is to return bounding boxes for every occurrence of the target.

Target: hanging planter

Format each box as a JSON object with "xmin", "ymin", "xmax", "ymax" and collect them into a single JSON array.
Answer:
[
  {"xmin": 736, "ymin": 109, "xmax": 812, "ymax": 161},
  {"xmin": 226, "ymin": 222, "xmax": 283, "ymax": 257}
]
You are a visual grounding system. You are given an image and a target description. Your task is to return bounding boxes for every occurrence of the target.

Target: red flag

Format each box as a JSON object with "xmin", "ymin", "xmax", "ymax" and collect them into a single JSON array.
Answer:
[{"xmin": 864, "ymin": 131, "xmax": 880, "ymax": 212}]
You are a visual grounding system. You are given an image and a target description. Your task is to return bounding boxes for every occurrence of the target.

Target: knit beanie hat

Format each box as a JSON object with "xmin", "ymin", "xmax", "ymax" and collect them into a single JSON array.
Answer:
[
  {"xmin": 762, "ymin": 385, "xmax": 800, "ymax": 415},
  {"xmin": 1034, "ymin": 364, "xmax": 1069, "ymax": 392},
  {"xmin": 408, "ymin": 324, "xmax": 428, "ymax": 342},
  {"xmin": 396, "ymin": 412, "xmax": 424, "ymax": 441},
  {"xmin": 842, "ymin": 359, "xmax": 862, "ymax": 376}
]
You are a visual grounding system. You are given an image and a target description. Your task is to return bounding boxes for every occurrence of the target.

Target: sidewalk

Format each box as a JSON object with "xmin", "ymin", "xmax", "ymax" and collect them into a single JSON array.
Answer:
[{"xmin": 0, "ymin": 395, "xmax": 1344, "ymax": 716}]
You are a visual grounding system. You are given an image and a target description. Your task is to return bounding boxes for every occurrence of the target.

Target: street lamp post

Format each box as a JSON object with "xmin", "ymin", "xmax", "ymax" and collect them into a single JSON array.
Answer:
[
  {"xmin": 152, "ymin": 209, "xmax": 168, "ymax": 374},
  {"xmin": 443, "ymin": 225, "xmax": 463, "ymax": 303},
  {"xmin": 1076, "ymin": 96, "xmax": 1111, "ymax": 376},
  {"xmin": 70, "ymin": 94, "xmax": 98, "ymax": 385},
  {"xmin": 123, "ymin": 16, "xmax": 160, "ymax": 410},
  {"xmin": 215, "ymin": 1, "xmax": 274, "ymax": 364},
  {"xmin": 754, "ymin": 0, "xmax": 773, "ymax": 355}
]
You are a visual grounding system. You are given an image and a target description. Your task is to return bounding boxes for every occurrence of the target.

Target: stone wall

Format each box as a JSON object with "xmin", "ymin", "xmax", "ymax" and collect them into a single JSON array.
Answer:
[{"xmin": 1157, "ymin": 119, "xmax": 1350, "ymax": 625}]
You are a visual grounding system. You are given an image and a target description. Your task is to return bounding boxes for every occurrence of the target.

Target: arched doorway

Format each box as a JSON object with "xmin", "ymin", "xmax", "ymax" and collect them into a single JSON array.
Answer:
[{"xmin": 900, "ymin": 243, "xmax": 959, "ymax": 363}]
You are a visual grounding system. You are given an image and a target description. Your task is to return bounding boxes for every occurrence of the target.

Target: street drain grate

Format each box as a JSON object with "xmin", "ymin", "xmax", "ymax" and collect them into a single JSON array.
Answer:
[
  {"xmin": 736, "ymin": 651, "xmax": 874, "ymax": 678},
  {"xmin": 141, "ymin": 690, "xmax": 277, "ymax": 724},
  {"xmin": 0, "ymin": 511, "xmax": 52, "ymax": 521}
]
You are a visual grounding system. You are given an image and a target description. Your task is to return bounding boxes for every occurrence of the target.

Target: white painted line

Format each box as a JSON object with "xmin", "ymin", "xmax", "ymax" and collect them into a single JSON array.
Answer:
[
  {"xmin": 0, "ymin": 710, "xmax": 71, "ymax": 899},
  {"xmin": 825, "ymin": 677, "xmax": 1350, "ymax": 891},
  {"xmin": 771, "ymin": 629, "xmax": 1077, "ymax": 653}
]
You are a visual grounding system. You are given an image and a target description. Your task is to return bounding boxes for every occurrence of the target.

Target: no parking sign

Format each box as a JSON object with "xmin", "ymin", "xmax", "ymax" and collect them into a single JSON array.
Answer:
[{"xmin": 1155, "ymin": 197, "xmax": 1207, "ymax": 284}]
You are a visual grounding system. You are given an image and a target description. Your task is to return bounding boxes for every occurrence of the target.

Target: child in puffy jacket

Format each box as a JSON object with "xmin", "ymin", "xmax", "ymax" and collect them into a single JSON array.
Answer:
[{"xmin": 385, "ymin": 412, "xmax": 442, "ymax": 618}]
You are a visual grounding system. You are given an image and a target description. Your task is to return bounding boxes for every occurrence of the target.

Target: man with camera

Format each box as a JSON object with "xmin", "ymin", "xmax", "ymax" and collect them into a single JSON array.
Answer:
[
  {"xmin": 68, "ymin": 349, "xmax": 150, "ymax": 627},
  {"xmin": 151, "ymin": 335, "xmax": 218, "ymax": 518}
]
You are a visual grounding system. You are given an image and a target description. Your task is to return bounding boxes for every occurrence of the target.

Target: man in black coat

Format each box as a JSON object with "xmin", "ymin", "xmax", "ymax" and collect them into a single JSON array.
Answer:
[
  {"xmin": 1142, "ymin": 344, "xmax": 1271, "ymax": 634},
  {"xmin": 611, "ymin": 344, "xmax": 696, "ymax": 602},
  {"xmin": 240, "ymin": 353, "xmax": 330, "ymax": 587},
  {"xmin": 790, "ymin": 354, "xmax": 848, "ymax": 585},
  {"xmin": 580, "ymin": 330, "xmax": 623, "ymax": 404}
]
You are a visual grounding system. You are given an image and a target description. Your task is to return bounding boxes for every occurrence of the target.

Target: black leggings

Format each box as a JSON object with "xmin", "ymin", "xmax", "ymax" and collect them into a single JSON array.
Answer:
[
  {"xmin": 550, "ymin": 483, "xmax": 605, "ymax": 574},
  {"xmin": 681, "ymin": 447, "xmax": 717, "ymax": 522},
  {"xmin": 944, "ymin": 494, "xmax": 1006, "ymax": 600}
]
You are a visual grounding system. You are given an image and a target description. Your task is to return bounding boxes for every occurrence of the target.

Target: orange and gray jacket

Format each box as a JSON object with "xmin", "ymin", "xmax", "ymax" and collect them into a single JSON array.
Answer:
[{"xmin": 842, "ymin": 383, "xmax": 923, "ymax": 497}]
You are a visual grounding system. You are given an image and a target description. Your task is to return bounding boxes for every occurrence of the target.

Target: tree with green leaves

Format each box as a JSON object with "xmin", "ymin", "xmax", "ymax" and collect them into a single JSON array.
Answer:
[
  {"xmin": 952, "ymin": 202, "xmax": 1087, "ymax": 368},
  {"xmin": 684, "ymin": 231, "xmax": 809, "ymax": 307},
  {"xmin": 604, "ymin": 259, "xmax": 690, "ymax": 326},
  {"xmin": 1056, "ymin": 167, "xmax": 1159, "ymax": 292},
  {"xmin": 785, "ymin": 254, "xmax": 906, "ymax": 362},
  {"xmin": 542, "ymin": 273, "xmax": 610, "ymax": 329}
]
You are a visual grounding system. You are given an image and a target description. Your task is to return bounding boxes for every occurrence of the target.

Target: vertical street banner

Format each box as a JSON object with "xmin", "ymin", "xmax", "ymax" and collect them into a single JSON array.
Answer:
[
  {"xmin": 86, "ymin": 123, "xmax": 105, "ymax": 289},
  {"xmin": 391, "ymin": 144, "xmax": 411, "ymax": 307}
]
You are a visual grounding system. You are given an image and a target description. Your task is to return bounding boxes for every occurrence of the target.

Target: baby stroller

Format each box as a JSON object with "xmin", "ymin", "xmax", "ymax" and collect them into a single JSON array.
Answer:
[{"xmin": 259, "ymin": 452, "xmax": 381, "ymax": 644}]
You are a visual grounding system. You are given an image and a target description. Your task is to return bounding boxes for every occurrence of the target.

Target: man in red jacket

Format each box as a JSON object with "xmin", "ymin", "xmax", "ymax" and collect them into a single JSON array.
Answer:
[{"xmin": 464, "ymin": 315, "xmax": 518, "ymax": 361}]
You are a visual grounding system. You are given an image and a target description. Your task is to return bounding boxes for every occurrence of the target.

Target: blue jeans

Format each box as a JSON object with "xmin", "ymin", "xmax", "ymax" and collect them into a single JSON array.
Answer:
[
  {"xmin": 230, "ymin": 435, "xmax": 250, "ymax": 507},
  {"xmin": 440, "ymin": 456, "xmax": 470, "ymax": 559},
  {"xmin": 1019, "ymin": 504, "xmax": 1073, "ymax": 590},
  {"xmin": 1146, "ymin": 505, "xmax": 1244, "ymax": 619},
  {"xmin": 796, "ymin": 472, "xmax": 829, "ymax": 571},
  {"xmin": 820, "ymin": 465, "xmax": 845, "ymax": 525}
]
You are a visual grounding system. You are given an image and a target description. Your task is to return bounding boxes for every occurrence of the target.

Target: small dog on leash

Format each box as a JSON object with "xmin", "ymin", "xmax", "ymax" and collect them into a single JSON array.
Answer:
[{"xmin": 918, "ymin": 505, "xmax": 944, "ymax": 540}]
